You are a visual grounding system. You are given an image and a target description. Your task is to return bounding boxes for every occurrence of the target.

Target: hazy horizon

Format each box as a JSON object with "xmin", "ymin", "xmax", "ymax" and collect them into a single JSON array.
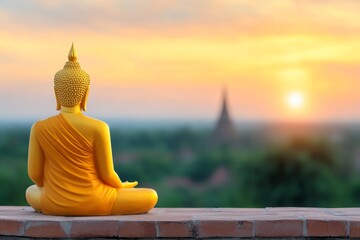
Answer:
[{"xmin": 2, "ymin": 116, "xmax": 360, "ymax": 131}]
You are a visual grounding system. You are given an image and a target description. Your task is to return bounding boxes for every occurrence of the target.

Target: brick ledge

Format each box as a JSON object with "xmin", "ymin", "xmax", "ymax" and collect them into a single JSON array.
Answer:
[{"xmin": 1, "ymin": 206, "xmax": 360, "ymax": 238}]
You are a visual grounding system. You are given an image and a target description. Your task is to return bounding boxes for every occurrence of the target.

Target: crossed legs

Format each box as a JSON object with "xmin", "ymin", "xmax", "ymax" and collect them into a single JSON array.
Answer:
[
  {"xmin": 26, "ymin": 185, "xmax": 158, "ymax": 215},
  {"xmin": 111, "ymin": 188, "xmax": 158, "ymax": 215}
]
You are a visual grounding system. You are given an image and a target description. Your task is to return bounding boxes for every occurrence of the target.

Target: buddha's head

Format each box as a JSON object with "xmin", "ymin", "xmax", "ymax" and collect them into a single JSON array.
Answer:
[{"xmin": 54, "ymin": 43, "xmax": 90, "ymax": 111}]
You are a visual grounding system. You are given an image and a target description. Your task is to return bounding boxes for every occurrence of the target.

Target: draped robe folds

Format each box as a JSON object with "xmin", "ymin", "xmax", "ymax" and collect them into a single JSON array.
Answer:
[{"xmin": 34, "ymin": 114, "xmax": 117, "ymax": 215}]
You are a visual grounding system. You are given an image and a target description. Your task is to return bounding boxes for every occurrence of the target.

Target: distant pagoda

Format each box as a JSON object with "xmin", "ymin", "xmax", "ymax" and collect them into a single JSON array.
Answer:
[{"xmin": 211, "ymin": 88, "xmax": 238, "ymax": 147}]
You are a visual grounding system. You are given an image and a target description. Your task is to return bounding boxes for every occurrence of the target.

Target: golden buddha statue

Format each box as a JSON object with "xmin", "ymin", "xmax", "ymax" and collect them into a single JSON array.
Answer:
[{"xmin": 25, "ymin": 44, "xmax": 158, "ymax": 216}]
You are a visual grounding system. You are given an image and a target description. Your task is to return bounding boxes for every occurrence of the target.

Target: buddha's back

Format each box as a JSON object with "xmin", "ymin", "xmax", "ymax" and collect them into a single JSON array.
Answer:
[{"xmin": 35, "ymin": 114, "xmax": 117, "ymax": 216}]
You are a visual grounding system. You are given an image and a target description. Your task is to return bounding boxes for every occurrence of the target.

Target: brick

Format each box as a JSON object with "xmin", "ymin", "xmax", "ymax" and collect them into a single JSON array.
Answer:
[
  {"xmin": 307, "ymin": 219, "xmax": 346, "ymax": 237},
  {"xmin": 24, "ymin": 220, "xmax": 68, "ymax": 238},
  {"xmin": 0, "ymin": 219, "xmax": 24, "ymax": 236},
  {"xmin": 70, "ymin": 220, "xmax": 118, "ymax": 238},
  {"xmin": 236, "ymin": 220, "xmax": 254, "ymax": 237},
  {"xmin": 118, "ymin": 221, "xmax": 156, "ymax": 238},
  {"xmin": 350, "ymin": 221, "xmax": 360, "ymax": 237},
  {"xmin": 2, "ymin": 207, "xmax": 360, "ymax": 239},
  {"xmin": 197, "ymin": 220, "xmax": 253, "ymax": 238},
  {"xmin": 158, "ymin": 221, "xmax": 194, "ymax": 238},
  {"xmin": 255, "ymin": 219, "xmax": 303, "ymax": 238}
]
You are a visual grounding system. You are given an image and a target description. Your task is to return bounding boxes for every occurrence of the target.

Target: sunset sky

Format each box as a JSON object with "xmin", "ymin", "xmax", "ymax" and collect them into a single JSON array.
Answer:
[{"xmin": 1, "ymin": 0, "xmax": 360, "ymax": 122}]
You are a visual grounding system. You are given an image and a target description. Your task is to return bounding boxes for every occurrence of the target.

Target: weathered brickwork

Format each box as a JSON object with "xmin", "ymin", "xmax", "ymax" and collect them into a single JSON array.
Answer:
[{"xmin": 1, "ymin": 206, "xmax": 360, "ymax": 238}]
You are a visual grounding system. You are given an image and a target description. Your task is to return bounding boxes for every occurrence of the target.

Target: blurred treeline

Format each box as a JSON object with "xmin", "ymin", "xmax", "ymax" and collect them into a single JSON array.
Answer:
[{"xmin": 1, "ymin": 123, "xmax": 360, "ymax": 207}]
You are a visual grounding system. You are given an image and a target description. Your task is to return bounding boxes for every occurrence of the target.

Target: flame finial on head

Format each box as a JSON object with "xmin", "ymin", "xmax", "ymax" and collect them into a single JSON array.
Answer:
[{"xmin": 68, "ymin": 43, "xmax": 78, "ymax": 61}]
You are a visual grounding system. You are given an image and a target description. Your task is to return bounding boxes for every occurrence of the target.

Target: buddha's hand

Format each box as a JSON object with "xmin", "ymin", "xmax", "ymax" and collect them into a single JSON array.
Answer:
[{"xmin": 122, "ymin": 181, "xmax": 138, "ymax": 188}]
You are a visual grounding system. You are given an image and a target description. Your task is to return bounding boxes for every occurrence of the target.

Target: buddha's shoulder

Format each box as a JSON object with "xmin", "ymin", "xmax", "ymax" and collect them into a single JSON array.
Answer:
[
  {"xmin": 33, "ymin": 114, "xmax": 110, "ymax": 135},
  {"xmin": 81, "ymin": 115, "xmax": 110, "ymax": 131},
  {"xmin": 33, "ymin": 115, "xmax": 60, "ymax": 126}
]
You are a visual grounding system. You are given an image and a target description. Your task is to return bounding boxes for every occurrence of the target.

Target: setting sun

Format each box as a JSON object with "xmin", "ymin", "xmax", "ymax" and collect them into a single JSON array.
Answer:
[
  {"xmin": 288, "ymin": 92, "xmax": 304, "ymax": 109},
  {"xmin": 1, "ymin": 1, "xmax": 360, "ymax": 122}
]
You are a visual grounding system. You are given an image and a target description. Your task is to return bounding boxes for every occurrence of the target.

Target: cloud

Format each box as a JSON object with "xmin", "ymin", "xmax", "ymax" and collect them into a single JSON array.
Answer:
[
  {"xmin": 1, "ymin": 0, "xmax": 360, "ymax": 37},
  {"xmin": 1, "ymin": 0, "xmax": 360, "ymax": 121}
]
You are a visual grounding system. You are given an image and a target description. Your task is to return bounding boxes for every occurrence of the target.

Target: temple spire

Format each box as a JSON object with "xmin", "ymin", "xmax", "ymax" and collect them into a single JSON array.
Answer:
[
  {"xmin": 221, "ymin": 86, "xmax": 229, "ymax": 119},
  {"xmin": 211, "ymin": 87, "xmax": 238, "ymax": 147}
]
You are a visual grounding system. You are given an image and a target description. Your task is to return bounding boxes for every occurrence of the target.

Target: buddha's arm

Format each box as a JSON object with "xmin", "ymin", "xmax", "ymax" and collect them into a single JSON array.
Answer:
[
  {"xmin": 28, "ymin": 124, "xmax": 44, "ymax": 187},
  {"xmin": 95, "ymin": 123, "xmax": 124, "ymax": 188}
]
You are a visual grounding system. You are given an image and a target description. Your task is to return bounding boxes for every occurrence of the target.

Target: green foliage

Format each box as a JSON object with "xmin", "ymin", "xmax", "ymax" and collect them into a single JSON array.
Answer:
[
  {"xmin": 0, "ymin": 160, "xmax": 31, "ymax": 205},
  {"xmin": 115, "ymin": 152, "xmax": 174, "ymax": 182},
  {"xmin": 234, "ymin": 145, "xmax": 344, "ymax": 207},
  {"xmin": 0, "ymin": 125, "xmax": 359, "ymax": 208},
  {"xmin": 0, "ymin": 126, "xmax": 31, "ymax": 205},
  {"xmin": 187, "ymin": 153, "xmax": 220, "ymax": 182}
]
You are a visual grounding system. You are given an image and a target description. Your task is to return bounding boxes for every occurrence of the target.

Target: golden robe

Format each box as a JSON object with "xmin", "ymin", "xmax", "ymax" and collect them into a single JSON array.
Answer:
[{"xmin": 35, "ymin": 114, "xmax": 117, "ymax": 215}]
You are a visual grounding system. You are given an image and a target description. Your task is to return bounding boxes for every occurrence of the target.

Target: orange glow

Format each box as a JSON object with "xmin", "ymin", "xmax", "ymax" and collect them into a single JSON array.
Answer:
[{"xmin": 1, "ymin": 1, "xmax": 360, "ymax": 121}]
